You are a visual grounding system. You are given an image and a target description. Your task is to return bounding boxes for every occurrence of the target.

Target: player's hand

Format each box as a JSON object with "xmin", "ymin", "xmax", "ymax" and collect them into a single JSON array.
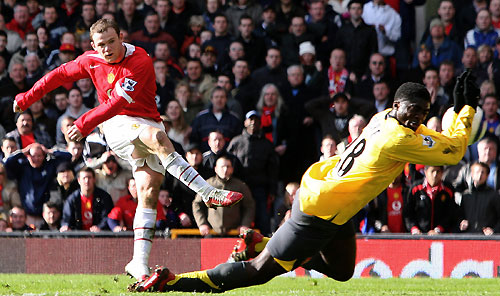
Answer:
[
  {"xmin": 464, "ymin": 70, "xmax": 479, "ymax": 109},
  {"xmin": 453, "ymin": 71, "xmax": 466, "ymax": 113},
  {"xmin": 67, "ymin": 125, "xmax": 84, "ymax": 141},
  {"xmin": 12, "ymin": 98, "xmax": 22, "ymax": 113}
]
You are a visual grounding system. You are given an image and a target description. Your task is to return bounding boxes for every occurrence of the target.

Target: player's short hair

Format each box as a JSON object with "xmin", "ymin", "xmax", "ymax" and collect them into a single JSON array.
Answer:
[
  {"xmin": 394, "ymin": 82, "xmax": 431, "ymax": 103},
  {"xmin": 471, "ymin": 161, "xmax": 491, "ymax": 175},
  {"xmin": 90, "ymin": 18, "xmax": 120, "ymax": 42}
]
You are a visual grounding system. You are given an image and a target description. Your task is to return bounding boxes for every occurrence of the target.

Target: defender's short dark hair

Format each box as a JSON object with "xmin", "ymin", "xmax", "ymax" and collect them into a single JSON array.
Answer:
[{"xmin": 394, "ymin": 82, "xmax": 431, "ymax": 103}]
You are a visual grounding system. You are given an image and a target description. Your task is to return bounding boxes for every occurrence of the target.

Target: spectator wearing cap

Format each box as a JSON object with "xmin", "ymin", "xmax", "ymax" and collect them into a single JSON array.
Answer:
[
  {"xmin": 5, "ymin": 142, "xmax": 71, "ymax": 228},
  {"xmin": 280, "ymin": 16, "xmax": 314, "ymax": 67},
  {"xmin": 234, "ymin": 15, "xmax": 267, "ymax": 70},
  {"xmin": 190, "ymin": 86, "xmax": 242, "ymax": 152},
  {"xmin": 46, "ymin": 42, "xmax": 77, "ymax": 71},
  {"xmin": 227, "ymin": 110, "xmax": 279, "ymax": 236},
  {"xmin": 406, "ymin": 44, "xmax": 431, "ymax": 83},
  {"xmin": 200, "ymin": 44, "xmax": 218, "ymax": 78},
  {"xmin": 334, "ymin": 0, "xmax": 378, "ymax": 80},
  {"xmin": 305, "ymin": 92, "xmax": 354, "ymax": 142},
  {"xmin": 298, "ymin": 41, "xmax": 323, "ymax": 91},
  {"xmin": 465, "ymin": 9, "xmax": 500, "ymax": 49},
  {"xmin": 94, "ymin": 152, "xmax": 133, "ymax": 204},
  {"xmin": 130, "ymin": 11, "xmax": 178, "ymax": 56},
  {"xmin": 253, "ymin": 4, "xmax": 287, "ymax": 48},
  {"xmin": 203, "ymin": 13, "xmax": 233, "ymax": 67},
  {"xmin": 419, "ymin": 0, "xmax": 465, "ymax": 48},
  {"xmin": 418, "ymin": 17, "xmax": 462, "ymax": 69},
  {"xmin": 6, "ymin": 110, "xmax": 53, "ymax": 149}
]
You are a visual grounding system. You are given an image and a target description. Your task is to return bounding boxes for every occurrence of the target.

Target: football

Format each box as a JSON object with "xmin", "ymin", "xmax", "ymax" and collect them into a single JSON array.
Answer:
[{"xmin": 441, "ymin": 106, "xmax": 487, "ymax": 145}]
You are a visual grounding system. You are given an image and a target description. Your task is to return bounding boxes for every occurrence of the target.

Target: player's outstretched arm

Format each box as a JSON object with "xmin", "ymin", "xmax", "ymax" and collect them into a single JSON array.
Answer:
[{"xmin": 14, "ymin": 59, "xmax": 89, "ymax": 112}]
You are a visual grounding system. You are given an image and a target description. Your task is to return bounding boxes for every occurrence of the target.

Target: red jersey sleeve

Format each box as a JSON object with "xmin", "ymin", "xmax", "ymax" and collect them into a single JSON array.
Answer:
[
  {"xmin": 73, "ymin": 52, "xmax": 155, "ymax": 137},
  {"xmin": 15, "ymin": 56, "xmax": 89, "ymax": 110}
]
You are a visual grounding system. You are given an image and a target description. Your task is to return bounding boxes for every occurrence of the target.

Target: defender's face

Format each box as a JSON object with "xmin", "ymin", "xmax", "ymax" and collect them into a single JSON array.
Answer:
[
  {"xmin": 393, "ymin": 98, "xmax": 430, "ymax": 131},
  {"xmin": 91, "ymin": 28, "xmax": 125, "ymax": 63}
]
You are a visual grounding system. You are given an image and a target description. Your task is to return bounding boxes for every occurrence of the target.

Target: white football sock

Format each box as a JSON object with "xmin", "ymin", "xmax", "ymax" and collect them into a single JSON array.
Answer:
[
  {"xmin": 132, "ymin": 207, "xmax": 156, "ymax": 265},
  {"xmin": 161, "ymin": 152, "xmax": 214, "ymax": 198}
]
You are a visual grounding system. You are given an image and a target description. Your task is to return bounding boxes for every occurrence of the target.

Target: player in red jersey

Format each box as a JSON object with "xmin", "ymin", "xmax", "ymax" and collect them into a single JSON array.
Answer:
[{"xmin": 13, "ymin": 19, "xmax": 243, "ymax": 281}]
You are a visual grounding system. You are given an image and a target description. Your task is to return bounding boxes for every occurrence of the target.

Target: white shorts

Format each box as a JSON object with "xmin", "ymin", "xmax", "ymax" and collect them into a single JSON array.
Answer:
[{"xmin": 102, "ymin": 115, "xmax": 166, "ymax": 175}]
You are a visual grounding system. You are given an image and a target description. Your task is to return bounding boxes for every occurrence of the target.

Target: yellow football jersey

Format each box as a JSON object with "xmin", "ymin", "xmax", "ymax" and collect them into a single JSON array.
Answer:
[{"xmin": 299, "ymin": 106, "xmax": 475, "ymax": 225}]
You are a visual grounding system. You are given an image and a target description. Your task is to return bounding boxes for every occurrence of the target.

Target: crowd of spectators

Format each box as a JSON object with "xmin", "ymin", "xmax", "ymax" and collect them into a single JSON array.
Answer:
[{"xmin": 0, "ymin": 0, "xmax": 500, "ymax": 236}]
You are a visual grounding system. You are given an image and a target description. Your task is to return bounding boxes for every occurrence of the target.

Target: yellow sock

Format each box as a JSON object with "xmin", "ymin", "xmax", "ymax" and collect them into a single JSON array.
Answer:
[
  {"xmin": 167, "ymin": 270, "xmax": 219, "ymax": 289},
  {"xmin": 254, "ymin": 237, "xmax": 270, "ymax": 253}
]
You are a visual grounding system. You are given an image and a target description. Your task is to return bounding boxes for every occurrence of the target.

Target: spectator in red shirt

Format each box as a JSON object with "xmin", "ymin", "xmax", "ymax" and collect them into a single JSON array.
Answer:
[
  {"xmin": 6, "ymin": 3, "xmax": 34, "ymax": 40},
  {"xmin": 60, "ymin": 166, "xmax": 114, "ymax": 232},
  {"xmin": 108, "ymin": 178, "xmax": 166, "ymax": 232}
]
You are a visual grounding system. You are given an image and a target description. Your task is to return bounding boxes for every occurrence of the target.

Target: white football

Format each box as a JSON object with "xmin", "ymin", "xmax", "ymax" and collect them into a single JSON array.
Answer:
[{"xmin": 441, "ymin": 106, "xmax": 487, "ymax": 145}]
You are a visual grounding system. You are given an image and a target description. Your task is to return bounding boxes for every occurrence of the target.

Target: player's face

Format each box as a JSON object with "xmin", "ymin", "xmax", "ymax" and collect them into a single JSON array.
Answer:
[
  {"xmin": 393, "ymin": 98, "xmax": 430, "ymax": 131},
  {"xmin": 91, "ymin": 28, "xmax": 125, "ymax": 63}
]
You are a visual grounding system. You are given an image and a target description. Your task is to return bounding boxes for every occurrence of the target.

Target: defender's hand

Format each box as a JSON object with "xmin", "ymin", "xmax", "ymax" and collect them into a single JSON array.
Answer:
[
  {"xmin": 67, "ymin": 125, "xmax": 84, "ymax": 141},
  {"xmin": 453, "ymin": 71, "xmax": 466, "ymax": 113},
  {"xmin": 464, "ymin": 70, "xmax": 479, "ymax": 109}
]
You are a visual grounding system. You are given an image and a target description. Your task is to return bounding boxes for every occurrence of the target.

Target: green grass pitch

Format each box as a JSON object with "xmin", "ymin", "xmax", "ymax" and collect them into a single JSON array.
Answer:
[{"xmin": 0, "ymin": 274, "xmax": 499, "ymax": 295}]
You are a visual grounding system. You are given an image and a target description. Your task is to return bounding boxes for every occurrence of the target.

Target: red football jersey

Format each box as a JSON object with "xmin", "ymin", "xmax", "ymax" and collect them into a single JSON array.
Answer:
[{"xmin": 16, "ymin": 43, "xmax": 161, "ymax": 137}]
